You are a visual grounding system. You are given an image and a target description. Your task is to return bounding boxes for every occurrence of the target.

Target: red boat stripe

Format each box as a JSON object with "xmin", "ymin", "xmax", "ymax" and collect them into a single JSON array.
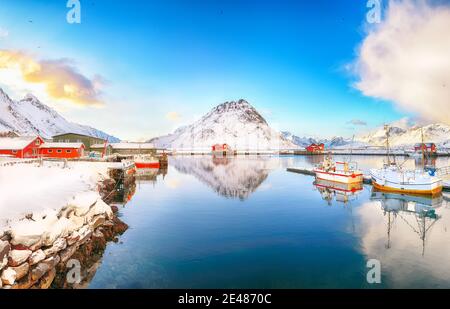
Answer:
[{"xmin": 314, "ymin": 170, "xmax": 363, "ymax": 178}]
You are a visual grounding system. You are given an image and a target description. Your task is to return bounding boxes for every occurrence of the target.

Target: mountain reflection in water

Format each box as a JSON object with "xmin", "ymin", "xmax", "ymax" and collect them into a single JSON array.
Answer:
[{"xmin": 170, "ymin": 155, "xmax": 279, "ymax": 200}]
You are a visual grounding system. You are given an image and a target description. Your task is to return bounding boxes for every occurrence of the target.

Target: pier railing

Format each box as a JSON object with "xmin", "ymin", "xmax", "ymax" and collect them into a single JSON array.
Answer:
[{"xmin": 437, "ymin": 166, "xmax": 450, "ymax": 177}]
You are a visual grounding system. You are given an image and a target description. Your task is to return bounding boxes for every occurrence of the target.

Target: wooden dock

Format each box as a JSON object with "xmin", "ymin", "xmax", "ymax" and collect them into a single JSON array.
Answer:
[{"xmin": 286, "ymin": 167, "xmax": 450, "ymax": 190}]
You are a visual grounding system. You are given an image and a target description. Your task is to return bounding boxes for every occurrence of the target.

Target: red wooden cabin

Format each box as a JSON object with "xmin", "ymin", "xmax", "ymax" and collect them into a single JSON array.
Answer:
[
  {"xmin": 212, "ymin": 143, "xmax": 231, "ymax": 152},
  {"xmin": 39, "ymin": 142, "xmax": 85, "ymax": 159},
  {"xmin": 306, "ymin": 143, "xmax": 325, "ymax": 153},
  {"xmin": 0, "ymin": 136, "xmax": 44, "ymax": 158},
  {"xmin": 414, "ymin": 143, "xmax": 437, "ymax": 154}
]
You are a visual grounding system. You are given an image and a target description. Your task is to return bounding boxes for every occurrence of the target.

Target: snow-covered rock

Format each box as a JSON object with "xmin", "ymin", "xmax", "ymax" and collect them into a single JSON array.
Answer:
[
  {"xmin": 1, "ymin": 267, "xmax": 17, "ymax": 285},
  {"xmin": 28, "ymin": 249, "xmax": 46, "ymax": 266},
  {"xmin": 0, "ymin": 87, "xmax": 119, "ymax": 141},
  {"xmin": 8, "ymin": 249, "xmax": 32, "ymax": 267},
  {"xmin": 150, "ymin": 99, "xmax": 297, "ymax": 150}
]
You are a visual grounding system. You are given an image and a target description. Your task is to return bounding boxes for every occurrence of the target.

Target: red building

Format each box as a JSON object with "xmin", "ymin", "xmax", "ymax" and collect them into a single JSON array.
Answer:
[
  {"xmin": 39, "ymin": 142, "xmax": 85, "ymax": 158},
  {"xmin": 306, "ymin": 143, "xmax": 325, "ymax": 153},
  {"xmin": 212, "ymin": 143, "xmax": 231, "ymax": 152},
  {"xmin": 0, "ymin": 136, "xmax": 44, "ymax": 158},
  {"xmin": 414, "ymin": 143, "xmax": 437, "ymax": 154}
]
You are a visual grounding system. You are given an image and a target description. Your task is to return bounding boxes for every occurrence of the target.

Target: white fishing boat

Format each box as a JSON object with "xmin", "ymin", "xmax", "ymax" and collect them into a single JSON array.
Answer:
[
  {"xmin": 313, "ymin": 154, "xmax": 363, "ymax": 184},
  {"xmin": 370, "ymin": 125, "xmax": 443, "ymax": 196}
]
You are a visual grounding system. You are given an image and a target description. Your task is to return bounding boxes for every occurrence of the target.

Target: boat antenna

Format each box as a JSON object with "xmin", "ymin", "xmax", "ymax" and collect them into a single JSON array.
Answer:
[
  {"xmin": 350, "ymin": 134, "xmax": 355, "ymax": 163},
  {"xmin": 421, "ymin": 127, "xmax": 425, "ymax": 171},
  {"xmin": 384, "ymin": 124, "xmax": 391, "ymax": 166}
]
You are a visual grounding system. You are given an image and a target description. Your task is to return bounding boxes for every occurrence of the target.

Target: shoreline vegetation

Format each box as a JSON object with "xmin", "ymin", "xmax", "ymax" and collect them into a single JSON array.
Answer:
[{"xmin": 0, "ymin": 160, "xmax": 135, "ymax": 289}]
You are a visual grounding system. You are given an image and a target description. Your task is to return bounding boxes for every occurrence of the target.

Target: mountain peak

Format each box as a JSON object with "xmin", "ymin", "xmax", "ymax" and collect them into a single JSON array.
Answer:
[
  {"xmin": 207, "ymin": 99, "xmax": 267, "ymax": 125},
  {"xmin": 0, "ymin": 87, "xmax": 120, "ymax": 141},
  {"xmin": 150, "ymin": 99, "xmax": 295, "ymax": 150},
  {"xmin": 22, "ymin": 93, "xmax": 39, "ymax": 102}
]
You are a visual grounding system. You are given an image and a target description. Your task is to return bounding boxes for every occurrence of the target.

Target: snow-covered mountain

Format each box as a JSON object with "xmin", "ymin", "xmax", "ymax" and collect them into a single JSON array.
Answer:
[
  {"xmin": 150, "ymin": 99, "xmax": 297, "ymax": 150},
  {"xmin": 356, "ymin": 123, "xmax": 450, "ymax": 148},
  {"xmin": 0, "ymin": 88, "xmax": 119, "ymax": 141},
  {"xmin": 281, "ymin": 131, "xmax": 361, "ymax": 149},
  {"xmin": 283, "ymin": 121, "xmax": 450, "ymax": 149}
]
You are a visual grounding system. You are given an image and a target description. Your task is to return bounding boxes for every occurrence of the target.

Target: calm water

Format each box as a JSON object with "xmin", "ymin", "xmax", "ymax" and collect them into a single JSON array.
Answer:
[{"xmin": 88, "ymin": 155, "xmax": 450, "ymax": 288}]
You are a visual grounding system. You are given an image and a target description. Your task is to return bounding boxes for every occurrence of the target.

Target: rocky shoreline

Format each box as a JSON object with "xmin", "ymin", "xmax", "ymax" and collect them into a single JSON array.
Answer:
[{"xmin": 0, "ymin": 173, "xmax": 133, "ymax": 289}]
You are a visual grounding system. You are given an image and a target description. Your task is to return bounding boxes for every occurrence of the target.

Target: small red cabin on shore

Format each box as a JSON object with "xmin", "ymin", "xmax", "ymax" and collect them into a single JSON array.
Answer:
[
  {"xmin": 0, "ymin": 136, "xmax": 44, "ymax": 158},
  {"xmin": 306, "ymin": 143, "xmax": 325, "ymax": 153},
  {"xmin": 212, "ymin": 143, "xmax": 231, "ymax": 152},
  {"xmin": 414, "ymin": 143, "xmax": 437, "ymax": 154},
  {"xmin": 39, "ymin": 143, "xmax": 85, "ymax": 159}
]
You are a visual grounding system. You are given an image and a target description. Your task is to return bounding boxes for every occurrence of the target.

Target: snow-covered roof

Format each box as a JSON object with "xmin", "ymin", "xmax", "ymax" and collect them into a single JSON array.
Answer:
[
  {"xmin": 91, "ymin": 142, "xmax": 156, "ymax": 149},
  {"xmin": 40, "ymin": 142, "xmax": 84, "ymax": 149},
  {"xmin": 0, "ymin": 136, "xmax": 39, "ymax": 150}
]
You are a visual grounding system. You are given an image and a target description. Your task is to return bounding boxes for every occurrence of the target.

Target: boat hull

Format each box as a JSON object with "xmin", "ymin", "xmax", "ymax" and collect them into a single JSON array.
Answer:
[
  {"xmin": 371, "ymin": 181, "xmax": 442, "ymax": 196},
  {"xmin": 314, "ymin": 169, "xmax": 363, "ymax": 184},
  {"xmin": 135, "ymin": 162, "xmax": 160, "ymax": 169}
]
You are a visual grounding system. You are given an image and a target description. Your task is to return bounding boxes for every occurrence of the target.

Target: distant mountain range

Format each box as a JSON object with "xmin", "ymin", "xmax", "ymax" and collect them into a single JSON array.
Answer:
[
  {"xmin": 150, "ymin": 98, "xmax": 450, "ymax": 150},
  {"xmin": 283, "ymin": 122, "xmax": 450, "ymax": 149},
  {"xmin": 356, "ymin": 123, "xmax": 450, "ymax": 148},
  {"xmin": 0, "ymin": 88, "xmax": 119, "ymax": 141},
  {"xmin": 149, "ymin": 99, "xmax": 296, "ymax": 150}
]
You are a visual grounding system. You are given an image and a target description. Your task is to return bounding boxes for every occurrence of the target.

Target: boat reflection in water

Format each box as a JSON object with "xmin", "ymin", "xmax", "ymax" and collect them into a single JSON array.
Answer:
[
  {"xmin": 135, "ymin": 167, "xmax": 168, "ymax": 186},
  {"xmin": 370, "ymin": 189, "xmax": 442, "ymax": 254},
  {"xmin": 314, "ymin": 179, "xmax": 363, "ymax": 205}
]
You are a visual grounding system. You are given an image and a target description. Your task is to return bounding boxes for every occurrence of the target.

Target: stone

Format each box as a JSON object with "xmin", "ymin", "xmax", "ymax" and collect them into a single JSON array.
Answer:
[
  {"xmin": 89, "ymin": 215, "xmax": 106, "ymax": 230},
  {"xmin": 10, "ymin": 263, "xmax": 29, "ymax": 281},
  {"xmin": 1, "ymin": 234, "xmax": 11, "ymax": 242},
  {"xmin": 43, "ymin": 238, "xmax": 67, "ymax": 257},
  {"xmin": 8, "ymin": 249, "xmax": 32, "ymax": 267},
  {"xmin": 103, "ymin": 220, "xmax": 114, "ymax": 227},
  {"xmin": 110, "ymin": 205, "xmax": 119, "ymax": 213},
  {"xmin": 1, "ymin": 267, "xmax": 17, "ymax": 285},
  {"xmin": 0, "ymin": 255, "xmax": 7, "ymax": 271},
  {"xmin": 28, "ymin": 249, "xmax": 46, "ymax": 266},
  {"xmin": 42, "ymin": 255, "xmax": 61, "ymax": 269},
  {"xmin": 0, "ymin": 240, "xmax": 11, "ymax": 261},
  {"xmin": 38, "ymin": 267, "xmax": 56, "ymax": 289},
  {"xmin": 12, "ymin": 273, "xmax": 35, "ymax": 289},
  {"xmin": 76, "ymin": 226, "xmax": 93, "ymax": 246},
  {"xmin": 59, "ymin": 245, "xmax": 77, "ymax": 264},
  {"xmin": 31, "ymin": 262, "xmax": 50, "ymax": 282},
  {"xmin": 11, "ymin": 243, "xmax": 30, "ymax": 250},
  {"xmin": 66, "ymin": 232, "xmax": 80, "ymax": 246},
  {"xmin": 33, "ymin": 255, "xmax": 59, "ymax": 278}
]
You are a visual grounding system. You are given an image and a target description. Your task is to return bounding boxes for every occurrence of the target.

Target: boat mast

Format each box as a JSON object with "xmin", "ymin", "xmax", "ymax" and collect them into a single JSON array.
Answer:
[
  {"xmin": 421, "ymin": 127, "xmax": 425, "ymax": 170},
  {"xmin": 384, "ymin": 125, "xmax": 391, "ymax": 166},
  {"xmin": 350, "ymin": 134, "xmax": 355, "ymax": 163}
]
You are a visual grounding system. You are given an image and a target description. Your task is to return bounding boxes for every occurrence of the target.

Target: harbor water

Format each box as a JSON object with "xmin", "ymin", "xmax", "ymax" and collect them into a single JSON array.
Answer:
[{"xmin": 87, "ymin": 155, "xmax": 450, "ymax": 288}]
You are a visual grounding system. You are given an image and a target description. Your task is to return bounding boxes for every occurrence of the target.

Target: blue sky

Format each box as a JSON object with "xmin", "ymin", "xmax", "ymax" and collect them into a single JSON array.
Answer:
[{"xmin": 0, "ymin": 0, "xmax": 419, "ymax": 140}]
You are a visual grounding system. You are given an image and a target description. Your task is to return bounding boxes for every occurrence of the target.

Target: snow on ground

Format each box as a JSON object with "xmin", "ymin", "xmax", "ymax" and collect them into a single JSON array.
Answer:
[{"xmin": 0, "ymin": 160, "xmax": 112, "ymax": 234}]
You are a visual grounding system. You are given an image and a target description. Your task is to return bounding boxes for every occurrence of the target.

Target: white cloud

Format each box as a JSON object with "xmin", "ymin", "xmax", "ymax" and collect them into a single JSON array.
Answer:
[
  {"xmin": 353, "ymin": 0, "xmax": 450, "ymax": 124},
  {"xmin": 347, "ymin": 119, "xmax": 367, "ymax": 126}
]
